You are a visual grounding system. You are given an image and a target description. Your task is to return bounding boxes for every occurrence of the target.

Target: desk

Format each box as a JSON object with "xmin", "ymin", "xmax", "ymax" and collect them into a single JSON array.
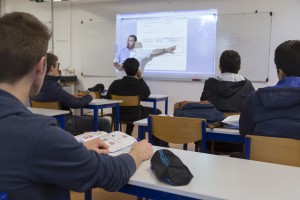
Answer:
[
  {"xmin": 134, "ymin": 118, "xmax": 244, "ymax": 151},
  {"xmin": 28, "ymin": 107, "xmax": 70, "ymax": 129},
  {"xmin": 83, "ymin": 99, "xmax": 122, "ymax": 131},
  {"xmin": 117, "ymin": 146, "xmax": 300, "ymax": 200},
  {"xmin": 142, "ymin": 94, "xmax": 169, "ymax": 114}
]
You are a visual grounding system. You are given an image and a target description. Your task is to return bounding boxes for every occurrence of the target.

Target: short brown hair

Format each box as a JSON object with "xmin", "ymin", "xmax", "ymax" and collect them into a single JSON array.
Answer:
[
  {"xmin": 46, "ymin": 52, "xmax": 58, "ymax": 73},
  {"xmin": 0, "ymin": 12, "xmax": 51, "ymax": 84},
  {"xmin": 275, "ymin": 40, "xmax": 300, "ymax": 77}
]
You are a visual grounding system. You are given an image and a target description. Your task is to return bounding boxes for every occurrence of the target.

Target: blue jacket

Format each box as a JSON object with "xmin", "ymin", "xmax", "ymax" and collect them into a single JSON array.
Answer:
[
  {"xmin": 239, "ymin": 77, "xmax": 300, "ymax": 139},
  {"xmin": 31, "ymin": 75, "xmax": 92, "ymax": 110},
  {"xmin": 0, "ymin": 90, "xmax": 136, "ymax": 200}
]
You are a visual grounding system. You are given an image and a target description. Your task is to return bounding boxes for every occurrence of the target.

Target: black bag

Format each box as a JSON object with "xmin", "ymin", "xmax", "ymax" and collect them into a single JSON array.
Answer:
[
  {"xmin": 88, "ymin": 84, "xmax": 105, "ymax": 92},
  {"xmin": 151, "ymin": 149, "xmax": 193, "ymax": 186},
  {"xmin": 174, "ymin": 102, "xmax": 225, "ymax": 123}
]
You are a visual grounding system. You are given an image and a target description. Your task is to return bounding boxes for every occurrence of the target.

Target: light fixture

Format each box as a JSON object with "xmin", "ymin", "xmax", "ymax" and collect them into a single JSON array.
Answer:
[{"xmin": 29, "ymin": 0, "xmax": 68, "ymax": 2}]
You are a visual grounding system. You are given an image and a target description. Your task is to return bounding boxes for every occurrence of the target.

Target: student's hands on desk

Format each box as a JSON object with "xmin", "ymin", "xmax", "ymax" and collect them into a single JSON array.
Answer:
[
  {"xmin": 83, "ymin": 138, "xmax": 110, "ymax": 154},
  {"xmin": 129, "ymin": 139, "xmax": 153, "ymax": 168}
]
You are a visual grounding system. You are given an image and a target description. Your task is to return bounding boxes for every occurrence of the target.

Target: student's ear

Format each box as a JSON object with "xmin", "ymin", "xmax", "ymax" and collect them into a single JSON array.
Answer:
[
  {"xmin": 277, "ymin": 68, "xmax": 286, "ymax": 80},
  {"xmin": 36, "ymin": 56, "xmax": 47, "ymax": 76}
]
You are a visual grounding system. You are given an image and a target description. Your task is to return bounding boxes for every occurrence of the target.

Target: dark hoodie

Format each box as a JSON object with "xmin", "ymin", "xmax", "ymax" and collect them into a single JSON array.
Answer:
[
  {"xmin": 201, "ymin": 78, "xmax": 255, "ymax": 112},
  {"xmin": 31, "ymin": 75, "xmax": 92, "ymax": 111},
  {"xmin": 0, "ymin": 89, "xmax": 136, "ymax": 199},
  {"xmin": 106, "ymin": 76, "xmax": 151, "ymax": 121},
  {"xmin": 239, "ymin": 77, "xmax": 300, "ymax": 139}
]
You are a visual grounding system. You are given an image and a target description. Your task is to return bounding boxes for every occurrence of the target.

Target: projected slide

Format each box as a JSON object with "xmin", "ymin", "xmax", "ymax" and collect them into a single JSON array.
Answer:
[
  {"xmin": 116, "ymin": 10, "xmax": 217, "ymax": 80},
  {"xmin": 137, "ymin": 19, "xmax": 187, "ymax": 71}
]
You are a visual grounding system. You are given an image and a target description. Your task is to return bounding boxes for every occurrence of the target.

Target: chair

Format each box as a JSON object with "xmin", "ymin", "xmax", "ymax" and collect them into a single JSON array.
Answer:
[
  {"xmin": 245, "ymin": 135, "xmax": 300, "ymax": 167},
  {"xmin": 148, "ymin": 115, "xmax": 206, "ymax": 152},
  {"xmin": 110, "ymin": 95, "xmax": 140, "ymax": 132},
  {"xmin": 30, "ymin": 100, "xmax": 61, "ymax": 110}
]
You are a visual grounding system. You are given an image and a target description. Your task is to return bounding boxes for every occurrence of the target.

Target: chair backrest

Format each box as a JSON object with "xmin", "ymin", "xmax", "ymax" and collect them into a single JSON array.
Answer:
[
  {"xmin": 78, "ymin": 90, "xmax": 100, "ymax": 99},
  {"xmin": 111, "ymin": 95, "xmax": 140, "ymax": 107},
  {"xmin": 245, "ymin": 135, "xmax": 300, "ymax": 167},
  {"xmin": 148, "ymin": 115, "xmax": 206, "ymax": 146},
  {"xmin": 30, "ymin": 100, "xmax": 61, "ymax": 110}
]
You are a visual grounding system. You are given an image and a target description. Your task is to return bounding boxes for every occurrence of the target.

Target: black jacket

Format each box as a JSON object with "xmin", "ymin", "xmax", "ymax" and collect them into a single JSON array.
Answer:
[
  {"xmin": 106, "ymin": 76, "xmax": 151, "ymax": 121},
  {"xmin": 200, "ymin": 78, "xmax": 254, "ymax": 112},
  {"xmin": 31, "ymin": 75, "xmax": 92, "ymax": 111}
]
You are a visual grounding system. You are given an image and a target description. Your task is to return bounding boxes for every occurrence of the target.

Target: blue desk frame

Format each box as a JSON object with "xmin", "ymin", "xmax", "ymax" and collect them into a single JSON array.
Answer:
[
  {"xmin": 54, "ymin": 115, "xmax": 66, "ymax": 129},
  {"xmin": 142, "ymin": 96, "xmax": 168, "ymax": 114},
  {"xmin": 84, "ymin": 103, "xmax": 120, "ymax": 131}
]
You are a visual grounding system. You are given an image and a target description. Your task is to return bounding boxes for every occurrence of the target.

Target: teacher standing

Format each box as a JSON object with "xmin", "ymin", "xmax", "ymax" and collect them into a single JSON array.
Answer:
[{"xmin": 113, "ymin": 35, "xmax": 176, "ymax": 79}]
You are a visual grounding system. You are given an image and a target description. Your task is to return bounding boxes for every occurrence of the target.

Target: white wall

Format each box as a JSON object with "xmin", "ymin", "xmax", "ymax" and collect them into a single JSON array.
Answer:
[{"xmin": 4, "ymin": 0, "xmax": 300, "ymax": 113}]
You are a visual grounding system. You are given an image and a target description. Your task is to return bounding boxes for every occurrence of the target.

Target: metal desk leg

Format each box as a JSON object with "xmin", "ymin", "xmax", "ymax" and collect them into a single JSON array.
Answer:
[
  {"xmin": 93, "ymin": 108, "xmax": 98, "ymax": 131},
  {"xmin": 165, "ymin": 98, "xmax": 168, "ymax": 114},
  {"xmin": 115, "ymin": 104, "xmax": 120, "ymax": 131},
  {"xmin": 153, "ymin": 100, "xmax": 157, "ymax": 114}
]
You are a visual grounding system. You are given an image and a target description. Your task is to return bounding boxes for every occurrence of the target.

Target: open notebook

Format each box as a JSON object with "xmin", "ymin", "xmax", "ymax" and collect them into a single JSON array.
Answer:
[
  {"xmin": 221, "ymin": 115, "xmax": 240, "ymax": 129},
  {"xmin": 75, "ymin": 131, "xmax": 136, "ymax": 153}
]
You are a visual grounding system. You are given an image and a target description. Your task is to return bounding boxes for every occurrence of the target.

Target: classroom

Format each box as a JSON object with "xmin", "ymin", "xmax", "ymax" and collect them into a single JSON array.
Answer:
[
  {"xmin": 4, "ymin": 0, "xmax": 300, "ymax": 112},
  {"xmin": 1, "ymin": 0, "xmax": 300, "ymax": 199}
]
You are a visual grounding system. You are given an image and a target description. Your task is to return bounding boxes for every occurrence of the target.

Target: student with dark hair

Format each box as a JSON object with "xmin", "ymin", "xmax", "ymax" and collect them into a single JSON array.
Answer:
[
  {"xmin": 31, "ymin": 52, "xmax": 111, "ymax": 134},
  {"xmin": 240, "ymin": 40, "xmax": 300, "ymax": 139},
  {"xmin": 201, "ymin": 50, "xmax": 255, "ymax": 112},
  {"xmin": 113, "ymin": 35, "xmax": 176, "ymax": 79},
  {"xmin": 0, "ymin": 12, "xmax": 153, "ymax": 199},
  {"xmin": 107, "ymin": 58, "xmax": 161, "ymax": 135}
]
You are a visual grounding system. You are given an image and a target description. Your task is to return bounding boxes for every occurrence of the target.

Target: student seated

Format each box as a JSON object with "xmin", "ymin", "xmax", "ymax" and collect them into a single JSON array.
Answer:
[
  {"xmin": 240, "ymin": 40, "xmax": 300, "ymax": 139},
  {"xmin": 0, "ymin": 12, "xmax": 153, "ymax": 199},
  {"xmin": 201, "ymin": 50, "xmax": 255, "ymax": 112},
  {"xmin": 106, "ymin": 57, "xmax": 162, "ymax": 135},
  {"xmin": 201, "ymin": 50, "xmax": 255, "ymax": 154},
  {"xmin": 31, "ymin": 52, "xmax": 111, "ymax": 134}
]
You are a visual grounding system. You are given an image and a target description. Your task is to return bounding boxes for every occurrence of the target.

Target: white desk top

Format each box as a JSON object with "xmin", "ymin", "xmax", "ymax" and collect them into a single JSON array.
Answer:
[
  {"xmin": 133, "ymin": 118, "xmax": 240, "ymax": 136},
  {"xmin": 27, "ymin": 107, "xmax": 70, "ymax": 116},
  {"xmin": 146, "ymin": 94, "xmax": 169, "ymax": 99},
  {"xmin": 133, "ymin": 118, "xmax": 148, "ymax": 126},
  {"xmin": 114, "ymin": 146, "xmax": 300, "ymax": 200},
  {"xmin": 88, "ymin": 99, "xmax": 122, "ymax": 105}
]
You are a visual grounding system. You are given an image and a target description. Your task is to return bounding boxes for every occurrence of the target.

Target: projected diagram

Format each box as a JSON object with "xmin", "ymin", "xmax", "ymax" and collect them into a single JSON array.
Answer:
[{"xmin": 137, "ymin": 19, "xmax": 187, "ymax": 71}]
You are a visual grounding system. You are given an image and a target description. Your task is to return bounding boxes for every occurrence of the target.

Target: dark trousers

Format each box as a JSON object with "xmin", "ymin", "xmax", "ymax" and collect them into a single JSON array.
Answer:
[{"xmin": 65, "ymin": 115, "xmax": 111, "ymax": 135}]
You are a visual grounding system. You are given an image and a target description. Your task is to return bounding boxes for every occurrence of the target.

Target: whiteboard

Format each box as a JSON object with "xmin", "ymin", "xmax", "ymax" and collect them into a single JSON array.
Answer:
[
  {"xmin": 80, "ymin": 12, "xmax": 272, "ymax": 81},
  {"xmin": 216, "ymin": 13, "xmax": 272, "ymax": 82},
  {"xmin": 81, "ymin": 19, "xmax": 115, "ymax": 77}
]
